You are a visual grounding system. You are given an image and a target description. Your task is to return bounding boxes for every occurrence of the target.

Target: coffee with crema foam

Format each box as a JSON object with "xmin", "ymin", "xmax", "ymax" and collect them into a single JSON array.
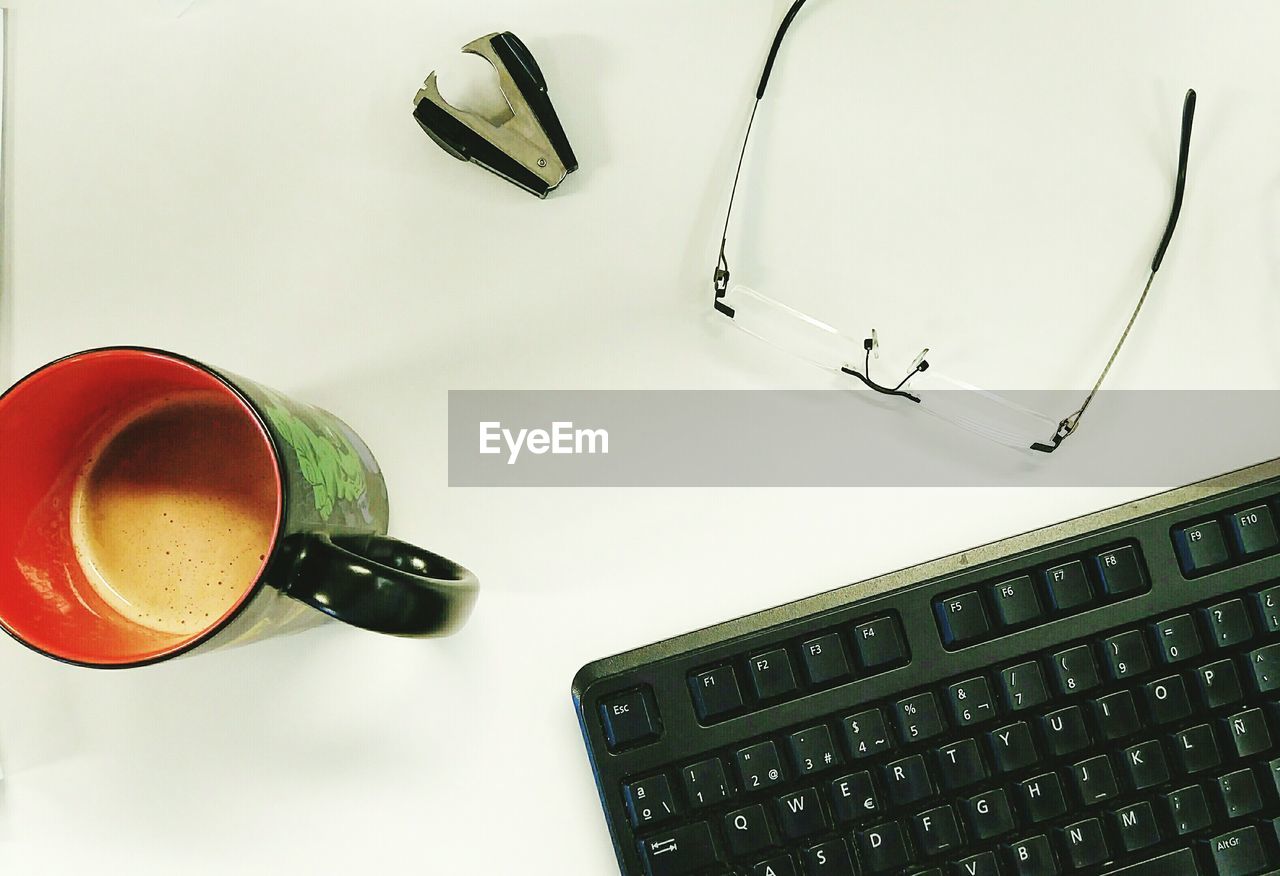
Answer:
[{"xmin": 70, "ymin": 395, "xmax": 278, "ymax": 635}]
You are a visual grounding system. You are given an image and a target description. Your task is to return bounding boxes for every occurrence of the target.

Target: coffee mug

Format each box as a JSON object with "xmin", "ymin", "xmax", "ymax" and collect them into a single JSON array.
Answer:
[{"xmin": 0, "ymin": 347, "xmax": 478, "ymax": 668}]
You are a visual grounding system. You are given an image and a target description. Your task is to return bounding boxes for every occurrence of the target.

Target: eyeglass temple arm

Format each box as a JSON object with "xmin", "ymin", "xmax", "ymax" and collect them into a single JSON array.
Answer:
[
  {"xmin": 756, "ymin": 0, "xmax": 810, "ymax": 100},
  {"xmin": 1031, "ymin": 88, "xmax": 1196, "ymax": 454},
  {"xmin": 715, "ymin": 0, "xmax": 811, "ymax": 317}
]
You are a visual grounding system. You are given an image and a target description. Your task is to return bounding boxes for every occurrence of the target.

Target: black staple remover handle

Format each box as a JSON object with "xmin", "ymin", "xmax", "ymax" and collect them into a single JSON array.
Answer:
[
  {"xmin": 492, "ymin": 32, "xmax": 578, "ymax": 173},
  {"xmin": 413, "ymin": 98, "xmax": 552, "ymax": 196}
]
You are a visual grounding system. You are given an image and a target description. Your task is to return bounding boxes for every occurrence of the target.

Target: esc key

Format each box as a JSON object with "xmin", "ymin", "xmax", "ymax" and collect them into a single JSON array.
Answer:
[{"xmin": 600, "ymin": 687, "xmax": 662, "ymax": 752}]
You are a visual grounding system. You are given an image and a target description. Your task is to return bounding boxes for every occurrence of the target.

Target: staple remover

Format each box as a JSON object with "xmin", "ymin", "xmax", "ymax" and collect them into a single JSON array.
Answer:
[{"xmin": 413, "ymin": 32, "xmax": 578, "ymax": 198}]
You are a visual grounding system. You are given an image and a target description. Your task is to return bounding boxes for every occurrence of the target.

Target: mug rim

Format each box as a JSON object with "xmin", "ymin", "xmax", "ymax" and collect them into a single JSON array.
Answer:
[{"xmin": 0, "ymin": 346, "xmax": 291, "ymax": 669}]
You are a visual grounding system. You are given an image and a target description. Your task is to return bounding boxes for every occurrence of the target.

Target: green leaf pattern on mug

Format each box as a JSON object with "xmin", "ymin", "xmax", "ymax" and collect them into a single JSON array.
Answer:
[{"xmin": 262, "ymin": 397, "xmax": 367, "ymax": 520}]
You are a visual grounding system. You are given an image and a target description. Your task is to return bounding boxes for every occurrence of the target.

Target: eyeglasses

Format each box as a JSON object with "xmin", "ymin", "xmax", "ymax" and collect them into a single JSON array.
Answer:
[{"xmin": 712, "ymin": 0, "xmax": 1197, "ymax": 453}]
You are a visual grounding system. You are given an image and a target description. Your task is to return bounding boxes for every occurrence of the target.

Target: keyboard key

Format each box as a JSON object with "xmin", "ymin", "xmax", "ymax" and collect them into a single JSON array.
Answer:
[
  {"xmin": 1071, "ymin": 754, "xmax": 1120, "ymax": 805},
  {"xmin": 1253, "ymin": 585, "xmax": 1280, "ymax": 633},
  {"xmin": 1174, "ymin": 519, "xmax": 1231, "ymax": 575},
  {"xmin": 1226, "ymin": 708, "xmax": 1272, "ymax": 758},
  {"xmin": 854, "ymin": 616, "xmax": 907, "ymax": 669},
  {"xmin": 1051, "ymin": 645, "xmax": 1100, "ymax": 695},
  {"xmin": 1204, "ymin": 599, "xmax": 1253, "ymax": 648},
  {"xmin": 1145, "ymin": 675, "xmax": 1192, "ymax": 724},
  {"xmin": 1094, "ymin": 690, "xmax": 1141, "ymax": 740},
  {"xmin": 964, "ymin": 788, "xmax": 1015, "ymax": 840},
  {"xmin": 1095, "ymin": 545, "xmax": 1148, "ymax": 596},
  {"xmin": 639, "ymin": 822, "xmax": 721, "ymax": 876},
  {"xmin": 682, "ymin": 757, "xmax": 731, "ymax": 809},
  {"xmin": 829, "ymin": 771, "xmax": 878, "ymax": 822},
  {"xmin": 737, "ymin": 740, "xmax": 787, "ymax": 792},
  {"xmin": 624, "ymin": 774, "xmax": 678, "ymax": 827},
  {"xmin": 955, "ymin": 851, "xmax": 1000, "ymax": 876},
  {"xmin": 989, "ymin": 721, "xmax": 1038, "ymax": 772},
  {"xmin": 883, "ymin": 754, "xmax": 933, "ymax": 806},
  {"xmin": 1165, "ymin": 784, "xmax": 1212, "ymax": 836},
  {"xmin": 1060, "ymin": 817, "xmax": 1109, "ymax": 869},
  {"xmin": 749, "ymin": 649, "xmax": 799, "ymax": 700},
  {"xmin": 934, "ymin": 738, "xmax": 987, "ymax": 790},
  {"xmin": 1041, "ymin": 706, "xmax": 1090, "ymax": 757},
  {"xmin": 1204, "ymin": 825, "xmax": 1268, "ymax": 876},
  {"xmin": 1124, "ymin": 740, "xmax": 1170, "ymax": 790},
  {"xmin": 725, "ymin": 804, "xmax": 775, "ymax": 858},
  {"xmin": 789, "ymin": 725, "xmax": 841, "ymax": 776},
  {"xmin": 1217, "ymin": 768, "xmax": 1263, "ymax": 818},
  {"xmin": 600, "ymin": 687, "xmax": 661, "ymax": 751},
  {"xmin": 1248, "ymin": 643, "xmax": 1280, "ymax": 693},
  {"xmin": 894, "ymin": 692, "xmax": 945, "ymax": 743},
  {"xmin": 1111, "ymin": 800, "xmax": 1161, "ymax": 853},
  {"xmin": 948, "ymin": 676, "xmax": 997, "ymax": 727},
  {"xmin": 1003, "ymin": 834, "xmax": 1058, "ymax": 875},
  {"xmin": 1230, "ymin": 505, "xmax": 1280, "ymax": 557},
  {"xmin": 1174, "ymin": 724, "xmax": 1221, "ymax": 774},
  {"xmin": 842, "ymin": 709, "xmax": 893, "ymax": 760},
  {"xmin": 803, "ymin": 840, "xmax": 856, "ymax": 875},
  {"xmin": 855, "ymin": 822, "xmax": 911, "ymax": 873},
  {"xmin": 1154, "ymin": 614, "xmax": 1203, "ymax": 664},
  {"xmin": 753, "ymin": 856, "xmax": 798, "ymax": 876},
  {"xmin": 1000, "ymin": 661, "xmax": 1050, "ymax": 712},
  {"xmin": 690, "ymin": 666, "xmax": 744, "ymax": 722},
  {"xmin": 1104, "ymin": 630, "xmax": 1152, "ymax": 680},
  {"xmin": 801, "ymin": 633, "xmax": 851, "ymax": 686},
  {"xmin": 1018, "ymin": 772, "xmax": 1066, "ymax": 823},
  {"xmin": 1044, "ymin": 560, "xmax": 1093, "ymax": 612},
  {"xmin": 912, "ymin": 804, "xmax": 962, "ymax": 856},
  {"xmin": 1198, "ymin": 659, "xmax": 1245, "ymax": 708},
  {"xmin": 990, "ymin": 575, "xmax": 1043, "ymax": 627},
  {"xmin": 775, "ymin": 787, "xmax": 826, "ymax": 840},
  {"xmin": 936, "ymin": 592, "xmax": 990, "ymax": 647},
  {"xmin": 1100, "ymin": 849, "xmax": 1201, "ymax": 876}
]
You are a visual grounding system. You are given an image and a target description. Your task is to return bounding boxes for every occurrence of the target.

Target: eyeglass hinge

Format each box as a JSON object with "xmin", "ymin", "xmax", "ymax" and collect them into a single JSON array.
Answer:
[
  {"xmin": 1030, "ymin": 414, "xmax": 1080, "ymax": 454},
  {"xmin": 713, "ymin": 267, "xmax": 736, "ymax": 317}
]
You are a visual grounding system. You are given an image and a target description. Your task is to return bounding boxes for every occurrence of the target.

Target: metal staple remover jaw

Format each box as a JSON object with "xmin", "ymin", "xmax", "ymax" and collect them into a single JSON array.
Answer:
[{"xmin": 413, "ymin": 31, "xmax": 578, "ymax": 198}]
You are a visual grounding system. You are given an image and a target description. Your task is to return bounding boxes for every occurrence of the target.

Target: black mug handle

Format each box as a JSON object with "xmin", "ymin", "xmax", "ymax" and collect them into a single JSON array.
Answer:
[{"xmin": 279, "ymin": 534, "xmax": 479, "ymax": 637}]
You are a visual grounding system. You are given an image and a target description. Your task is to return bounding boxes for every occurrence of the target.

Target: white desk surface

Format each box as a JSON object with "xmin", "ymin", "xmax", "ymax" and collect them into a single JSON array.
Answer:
[{"xmin": 2, "ymin": 2, "xmax": 1279, "ymax": 873}]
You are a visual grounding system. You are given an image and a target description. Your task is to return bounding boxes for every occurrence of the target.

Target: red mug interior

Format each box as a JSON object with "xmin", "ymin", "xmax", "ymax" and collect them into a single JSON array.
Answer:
[{"xmin": 0, "ymin": 350, "xmax": 283, "ymax": 666}]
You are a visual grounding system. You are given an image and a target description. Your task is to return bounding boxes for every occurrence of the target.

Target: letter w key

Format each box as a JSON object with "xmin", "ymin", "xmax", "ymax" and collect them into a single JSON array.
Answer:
[{"xmin": 775, "ymin": 787, "xmax": 826, "ymax": 840}]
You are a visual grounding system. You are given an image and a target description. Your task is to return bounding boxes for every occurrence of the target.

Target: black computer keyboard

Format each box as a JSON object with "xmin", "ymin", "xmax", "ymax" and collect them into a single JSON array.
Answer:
[{"xmin": 573, "ymin": 460, "xmax": 1280, "ymax": 876}]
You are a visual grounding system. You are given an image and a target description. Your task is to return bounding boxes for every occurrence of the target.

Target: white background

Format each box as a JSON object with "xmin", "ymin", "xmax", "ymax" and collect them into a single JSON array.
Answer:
[{"xmin": 1, "ymin": 2, "xmax": 1279, "ymax": 873}]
